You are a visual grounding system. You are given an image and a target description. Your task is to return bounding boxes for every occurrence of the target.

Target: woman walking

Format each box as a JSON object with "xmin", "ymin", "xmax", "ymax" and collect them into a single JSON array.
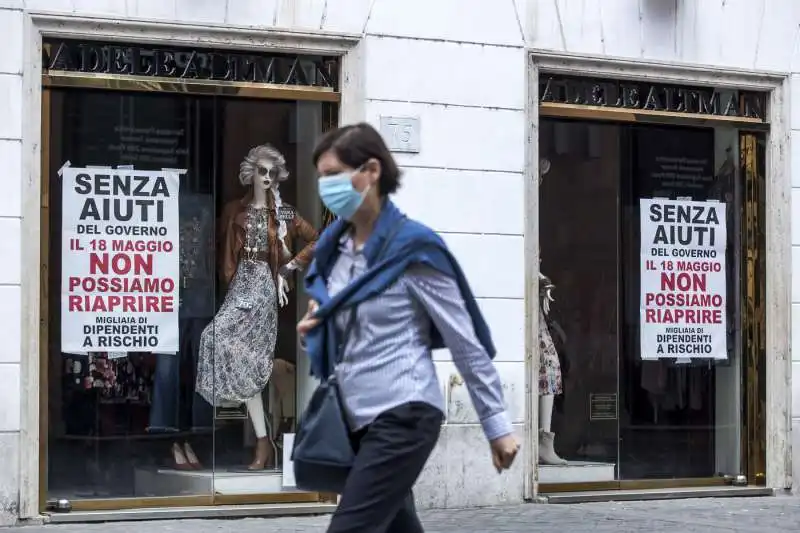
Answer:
[{"xmin": 297, "ymin": 122, "xmax": 519, "ymax": 533}]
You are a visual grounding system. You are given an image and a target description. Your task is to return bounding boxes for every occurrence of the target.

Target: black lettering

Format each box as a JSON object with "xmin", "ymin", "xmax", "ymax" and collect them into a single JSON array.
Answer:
[
  {"xmin": 110, "ymin": 46, "xmax": 132, "ymax": 75},
  {"xmin": 643, "ymin": 86, "xmax": 660, "ymax": 110},
  {"xmin": 78, "ymin": 44, "xmax": 104, "ymax": 73},
  {"xmin": 44, "ymin": 39, "xmax": 335, "ymax": 89},
  {"xmin": 707, "ymin": 206, "xmax": 719, "ymax": 225},
  {"xmin": 285, "ymin": 57, "xmax": 310, "ymax": 86},
  {"xmin": 94, "ymin": 174, "xmax": 111, "ymax": 195},
  {"xmin": 79, "ymin": 199, "xmax": 101, "ymax": 221},
  {"xmin": 131, "ymin": 47, "xmax": 153, "ymax": 76},
  {"xmin": 698, "ymin": 91, "xmax": 720, "ymax": 115},
  {"xmin": 151, "ymin": 177, "xmax": 170, "ymax": 197},
  {"xmin": 48, "ymin": 42, "xmax": 74, "ymax": 70},
  {"xmin": 156, "ymin": 51, "xmax": 177, "ymax": 77},
  {"xmin": 653, "ymin": 225, "xmax": 669, "ymax": 245},
  {"xmin": 180, "ymin": 51, "xmax": 201, "ymax": 79},
  {"xmin": 723, "ymin": 94, "xmax": 738, "ymax": 116},
  {"xmin": 663, "ymin": 87, "xmax": 678, "ymax": 111},
  {"xmin": 649, "ymin": 203, "xmax": 662, "ymax": 222},
  {"xmin": 540, "ymin": 78, "xmax": 554, "ymax": 102},
  {"xmin": 133, "ymin": 176, "xmax": 150, "ymax": 196},
  {"xmin": 743, "ymin": 94, "xmax": 766, "ymax": 120},
  {"xmin": 74, "ymin": 173, "xmax": 92, "ymax": 195},
  {"xmin": 675, "ymin": 89, "xmax": 690, "ymax": 112}
]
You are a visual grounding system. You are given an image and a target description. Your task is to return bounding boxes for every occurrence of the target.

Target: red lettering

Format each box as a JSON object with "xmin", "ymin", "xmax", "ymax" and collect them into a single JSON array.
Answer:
[
  {"xmin": 88, "ymin": 253, "xmax": 153, "ymax": 275},
  {"xmin": 69, "ymin": 295, "xmax": 83, "ymax": 311},
  {"xmin": 660, "ymin": 272, "xmax": 707, "ymax": 292},
  {"xmin": 67, "ymin": 295, "xmax": 174, "ymax": 312},
  {"xmin": 112, "ymin": 240, "xmax": 174, "ymax": 253},
  {"xmin": 644, "ymin": 308, "xmax": 723, "ymax": 325}
]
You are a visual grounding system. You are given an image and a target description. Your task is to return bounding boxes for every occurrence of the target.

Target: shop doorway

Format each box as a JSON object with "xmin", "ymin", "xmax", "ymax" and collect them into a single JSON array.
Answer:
[
  {"xmin": 39, "ymin": 41, "xmax": 339, "ymax": 512},
  {"xmin": 535, "ymin": 94, "xmax": 768, "ymax": 493}
]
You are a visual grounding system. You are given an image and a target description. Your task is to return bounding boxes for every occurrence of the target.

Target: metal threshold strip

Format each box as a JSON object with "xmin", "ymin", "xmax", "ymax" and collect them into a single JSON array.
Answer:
[
  {"xmin": 45, "ymin": 502, "xmax": 338, "ymax": 524},
  {"xmin": 543, "ymin": 485, "xmax": 774, "ymax": 504}
]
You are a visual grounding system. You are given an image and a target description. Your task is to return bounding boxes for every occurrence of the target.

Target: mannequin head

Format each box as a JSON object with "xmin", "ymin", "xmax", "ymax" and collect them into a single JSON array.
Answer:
[
  {"xmin": 239, "ymin": 144, "xmax": 289, "ymax": 192},
  {"xmin": 539, "ymin": 157, "xmax": 551, "ymax": 184},
  {"xmin": 239, "ymin": 144, "xmax": 291, "ymax": 244}
]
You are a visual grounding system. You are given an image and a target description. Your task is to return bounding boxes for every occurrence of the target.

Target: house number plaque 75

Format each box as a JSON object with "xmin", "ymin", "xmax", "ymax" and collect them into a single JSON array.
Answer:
[{"xmin": 379, "ymin": 116, "xmax": 421, "ymax": 154}]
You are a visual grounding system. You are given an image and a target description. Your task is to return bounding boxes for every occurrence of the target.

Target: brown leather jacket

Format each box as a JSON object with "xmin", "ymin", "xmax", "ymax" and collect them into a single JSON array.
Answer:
[{"xmin": 219, "ymin": 194, "xmax": 318, "ymax": 288}]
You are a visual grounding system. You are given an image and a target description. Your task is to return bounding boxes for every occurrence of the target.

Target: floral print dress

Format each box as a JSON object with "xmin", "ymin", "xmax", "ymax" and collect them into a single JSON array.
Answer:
[
  {"xmin": 195, "ymin": 206, "xmax": 278, "ymax": 405},
  {"xmin": 538, "ymin": 303, "xmax": 563, "ymax": 396}
]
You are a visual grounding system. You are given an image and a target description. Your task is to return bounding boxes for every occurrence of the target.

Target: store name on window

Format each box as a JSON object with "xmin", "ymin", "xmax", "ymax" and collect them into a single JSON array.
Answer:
[
  {"xmin": 42, "ymin": 40, "xmax": 337, "ymax": 89},
  {"xmin": 539, "ymin": 76, "xmax": 766, "ymax": 121}
]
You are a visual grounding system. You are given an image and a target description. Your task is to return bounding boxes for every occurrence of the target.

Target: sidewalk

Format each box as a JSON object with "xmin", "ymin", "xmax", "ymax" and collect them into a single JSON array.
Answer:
[{"xmin": 11, "ymin": 496, "xmax": 799, "ymax": 532}]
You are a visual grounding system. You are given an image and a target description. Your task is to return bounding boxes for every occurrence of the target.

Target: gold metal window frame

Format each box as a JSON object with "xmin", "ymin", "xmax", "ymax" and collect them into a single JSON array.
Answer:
[
  {"xmin": 539, "ymin": 101, "xmax": 769, "ymax": 130},
  {"xmin": 43, "ymin": 71, "xmax": 341, "ymax": 102},
  {"xmin": 39, "ymin": 69, "xmax": 340, "ymax": 514},
  {"xmin": 536, "ymin": 102, "xmax": 768, "ymax": 496}
]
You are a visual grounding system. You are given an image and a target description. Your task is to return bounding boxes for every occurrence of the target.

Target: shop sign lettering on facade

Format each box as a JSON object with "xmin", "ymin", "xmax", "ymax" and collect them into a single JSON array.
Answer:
[
  {"xmin": 538, "ymin": 74, "xmax": 768, "ymax": 122},
  {"xmin": 61, "ymin": 166, "xmax": 181, "ymax": 353},
  {"xmin": 640, "ymin": 199, "xmax": 727, "ymax": 360}
]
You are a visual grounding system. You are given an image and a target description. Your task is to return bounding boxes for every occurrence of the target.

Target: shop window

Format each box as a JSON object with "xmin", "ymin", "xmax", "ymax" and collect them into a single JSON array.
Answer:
[
  {"xmin": 538, "ymin": 118, "xmax": 761, "ymax": 485},
  {"xmin": 45, "ymin": 88, "xmax": 326, "ymax": 502}
]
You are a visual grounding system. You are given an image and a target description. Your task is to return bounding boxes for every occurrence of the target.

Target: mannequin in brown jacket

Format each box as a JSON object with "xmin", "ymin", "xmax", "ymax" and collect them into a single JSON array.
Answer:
[{"xmin": 195, "ymin": 144, "xmax": 318, "ymax": 470}]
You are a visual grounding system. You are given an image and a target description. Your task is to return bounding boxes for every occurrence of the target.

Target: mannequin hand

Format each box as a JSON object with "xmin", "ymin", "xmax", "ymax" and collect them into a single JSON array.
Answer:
[
  {"xmin": 490, "ymin": 433, "xmax": 520, "ymax": 473},
  {"xmin": 542, "ymin": 296, "xmax": 551, "ymax": 316},
  {"xmin": 277, "ymin": 275, "xmax": 290, "ymax": 308},
  {"xmin": 297, "ymin": 300, "xmax": 320, "ymax": 336}
]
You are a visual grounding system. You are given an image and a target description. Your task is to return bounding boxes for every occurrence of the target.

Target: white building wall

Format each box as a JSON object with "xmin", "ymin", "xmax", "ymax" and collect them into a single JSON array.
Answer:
[{"xmin": 0, "ymin": 0, "xmax": 796, "ymax": 524}]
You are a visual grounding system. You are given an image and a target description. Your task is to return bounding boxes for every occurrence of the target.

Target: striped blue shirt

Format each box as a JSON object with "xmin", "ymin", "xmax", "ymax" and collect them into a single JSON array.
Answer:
[{"xmin": 328, "ymin": 233, "xmax": 512, "ymax": 441}]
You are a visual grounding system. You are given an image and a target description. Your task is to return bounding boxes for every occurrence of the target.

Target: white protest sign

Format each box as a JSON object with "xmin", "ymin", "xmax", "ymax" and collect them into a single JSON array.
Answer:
[
  {"xmin": 61, "ymin": 167, "xmax": 180, "ymax": 353},
  {"xmin": 639, "ymin": 198, "xmax": 727, "ymax": 360}
]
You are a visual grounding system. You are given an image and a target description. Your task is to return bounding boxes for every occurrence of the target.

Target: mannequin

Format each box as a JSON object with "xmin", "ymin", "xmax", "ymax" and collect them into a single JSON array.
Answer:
[
  {"xmin": 538, "ymin": 271, "xmax": 567, "ymax": 465},
  {"xmin": 195, "ymin": 144, "xmax": 318, "ymax": 470},
  {"xmin": 538, "ymin": 156, "xmax": 567, "ymax": 465}
]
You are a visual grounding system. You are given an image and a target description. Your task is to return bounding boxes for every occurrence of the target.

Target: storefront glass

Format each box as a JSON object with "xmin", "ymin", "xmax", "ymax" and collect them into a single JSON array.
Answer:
[
  {"xmin": 45, "ymin": 87, "xmax": 324, "ymax": 501},
  {"xmin": 538, "ymin": 117, "xmax": 762, "ymax": 485}
]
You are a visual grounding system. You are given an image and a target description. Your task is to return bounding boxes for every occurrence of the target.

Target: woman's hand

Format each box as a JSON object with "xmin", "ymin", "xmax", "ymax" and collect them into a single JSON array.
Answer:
[
  {"xmin": 490, "ymin": 433, "xmax": 520, "ymax": 473},
  {"xmin": 296, "ymin": 299, "xmax": 320, "ymax": 336}
]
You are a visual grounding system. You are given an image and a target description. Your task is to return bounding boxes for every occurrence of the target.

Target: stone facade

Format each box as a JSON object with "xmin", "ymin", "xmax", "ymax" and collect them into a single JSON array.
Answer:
[{"xmin": 0, "ymin": 0, "xmax": 796, "ymax": 526}]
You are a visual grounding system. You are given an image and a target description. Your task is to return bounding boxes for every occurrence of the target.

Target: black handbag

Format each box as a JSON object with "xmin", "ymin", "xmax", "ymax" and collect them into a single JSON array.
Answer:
[
  {"xmin": 291, "ymin": 311, "xmax": 358, "ymax": 493},
  {"xmin": 291, "ymin": 219, "xmax": 405, "ymax": 493}
]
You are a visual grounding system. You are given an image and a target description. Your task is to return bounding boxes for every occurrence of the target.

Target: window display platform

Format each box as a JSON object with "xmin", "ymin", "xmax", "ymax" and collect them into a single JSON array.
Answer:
[
  {"xmin": 47, "ymin": 502, "xmax": 338, "ymax": 524},
  {"xmin": 134, "ymin": 467, "xmax": 293, "ymax": 496},
  {"xmin": 543, "ymin": 485, "xmax": 774, "ymax": 504},
  {"xmin": 539, "ymin": 461, "xmax": 616, "ymax": 484}
]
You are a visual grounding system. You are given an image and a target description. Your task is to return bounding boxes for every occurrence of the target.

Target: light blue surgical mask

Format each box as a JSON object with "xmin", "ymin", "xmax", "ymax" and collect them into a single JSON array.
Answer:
[{"xmin": 318, "ymin": 168, "xmax": 370, "ymax": 220}]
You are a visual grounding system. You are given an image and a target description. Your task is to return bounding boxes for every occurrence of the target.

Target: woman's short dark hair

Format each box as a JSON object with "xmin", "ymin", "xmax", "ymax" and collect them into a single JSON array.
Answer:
[{"xmin": 312, "ymin": 122, "xmax": 402, "ymax": 196}]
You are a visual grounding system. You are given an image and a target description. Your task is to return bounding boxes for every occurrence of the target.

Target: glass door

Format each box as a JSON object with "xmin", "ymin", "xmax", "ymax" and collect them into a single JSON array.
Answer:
[
  {"xmin": 539, "ymin": 119, "xmax": 622, "ymax": 487},
  {"xmin": 45, "ymin": 88, "xmax": 216, "ymax": 504},
  {"xmin": 205, "ymin": 96, "xmax": 323, "ymax": 501},
  {"xmin": 618, "ymin": 124, "xmax": 742, "ymax": 482},
  {"xmin": 538, "ymin": 118, "xmax": 749, "ymax": 490}
]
